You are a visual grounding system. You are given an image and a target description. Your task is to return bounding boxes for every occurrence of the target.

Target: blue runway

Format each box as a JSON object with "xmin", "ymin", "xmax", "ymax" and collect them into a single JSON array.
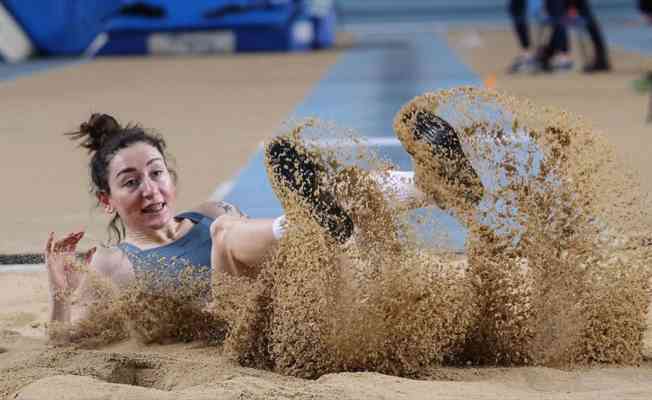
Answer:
[
  {"xmin": 0, "ymin": 58, "xmax": 81, "ymax": 81},
  {"xmin": 606, "ymin": 25, "xmax": 652, "ymax": 56},
  {"xmin": 220, "ymin": 26, "xmax": 481, "ymax": 249}
]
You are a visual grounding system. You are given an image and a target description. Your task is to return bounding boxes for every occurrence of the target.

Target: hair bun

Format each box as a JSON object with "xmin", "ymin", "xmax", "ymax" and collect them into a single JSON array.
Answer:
[{"xmin": 67, "ymin": 113, "xmax": 122, "ymax": 153}]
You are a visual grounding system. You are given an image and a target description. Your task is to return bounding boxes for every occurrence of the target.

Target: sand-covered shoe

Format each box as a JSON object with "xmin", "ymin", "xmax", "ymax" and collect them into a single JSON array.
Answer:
[
  {"xmin": 265, "ymin": 136, "xmax": 354, "ymax": 243},
  {"xmin": 412, "ymin": 111, "xmax": 466, "ymax": 159},
  {"xmin": 394, "ymin": 99, "xmax": 484, "ymax": 206}
]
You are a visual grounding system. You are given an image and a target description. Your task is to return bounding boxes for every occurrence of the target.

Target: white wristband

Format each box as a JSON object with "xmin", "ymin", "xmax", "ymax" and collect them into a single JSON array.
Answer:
[{"xmin": 272, "ymin": 215, "xmax": 287, "ymax": 240}]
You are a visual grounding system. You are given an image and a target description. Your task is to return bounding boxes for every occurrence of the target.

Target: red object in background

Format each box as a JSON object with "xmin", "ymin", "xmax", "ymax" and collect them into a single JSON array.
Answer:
[{"xmin": 567, "ymin": 6, "xmax": 578, "ymax": 18}]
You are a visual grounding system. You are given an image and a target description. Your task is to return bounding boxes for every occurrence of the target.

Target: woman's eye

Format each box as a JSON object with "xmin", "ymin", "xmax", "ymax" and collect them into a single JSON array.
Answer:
[
  {"xmin": 152, "ymin": 170, "xmax": 164, "ymax": 178},
  {"xmin": 124, "ymin": 179, "xmax": 138, "ymax": 188}
]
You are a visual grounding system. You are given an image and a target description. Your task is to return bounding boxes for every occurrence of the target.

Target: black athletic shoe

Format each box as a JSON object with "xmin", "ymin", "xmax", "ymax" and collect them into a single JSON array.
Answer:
[
  {"xmin": 412, "ymin": 111, "xmax": 466, "ymax": 160},
  {"xmin": 583, "ymin": 60, "xmax": 610, "ymax": 74},
  {"xmin": 265, "ymin": 136, "xmax": 354, "ymax": 243},
  {"xmin": 400, "ymin": 109, "xmax": 484, "ymax": 205}
]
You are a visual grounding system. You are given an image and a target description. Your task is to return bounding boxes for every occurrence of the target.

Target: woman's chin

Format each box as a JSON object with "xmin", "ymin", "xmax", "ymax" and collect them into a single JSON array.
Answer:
[{"xmin": 142, "ymin": 209, "xmax": 174, "ymax": 229}]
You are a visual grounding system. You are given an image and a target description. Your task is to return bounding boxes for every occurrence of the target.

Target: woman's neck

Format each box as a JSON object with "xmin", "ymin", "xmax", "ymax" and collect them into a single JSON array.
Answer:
[{"xmin": 125, "ymin": 217, "xmax": 191, "ymax": 249}]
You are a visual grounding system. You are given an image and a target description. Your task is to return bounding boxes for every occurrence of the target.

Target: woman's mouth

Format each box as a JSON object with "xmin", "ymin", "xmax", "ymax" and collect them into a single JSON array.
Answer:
[{"xmin": 142, "ymin": 202, "xmax": 166, "ymax": 214}]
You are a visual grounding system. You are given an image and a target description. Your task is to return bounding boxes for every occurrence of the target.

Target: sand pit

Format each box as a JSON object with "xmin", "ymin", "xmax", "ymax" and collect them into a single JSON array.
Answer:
[
  {"xmin": 3, "ymin": 343, "xmax": 652, "ymax": 399},
  {"xmin": 4, "ymin": 86, "xmax": 652, "ymax": 399}
]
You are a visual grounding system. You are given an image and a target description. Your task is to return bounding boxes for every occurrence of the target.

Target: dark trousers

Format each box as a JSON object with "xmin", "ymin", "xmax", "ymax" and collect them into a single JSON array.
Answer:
[
  {"xmin": 509, "ymin": 0, "xmax": 531, "ymax": 49},
  {"xmin": 542, "ymin": 0, "xmax": 570, "ymax": 58},
  {"xmin": 543, "ymin": 0, "xmax": 609, "ymax": 65},
  {"xmin": 571, "ymin": 0, "xmax": 609, "ymax": 65}
]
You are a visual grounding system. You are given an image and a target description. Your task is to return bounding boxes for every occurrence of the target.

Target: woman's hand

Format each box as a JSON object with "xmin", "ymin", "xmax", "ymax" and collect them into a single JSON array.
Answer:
[{"xmin": 45, "ymin": 231, "xmax": 96, "ymax": 304}]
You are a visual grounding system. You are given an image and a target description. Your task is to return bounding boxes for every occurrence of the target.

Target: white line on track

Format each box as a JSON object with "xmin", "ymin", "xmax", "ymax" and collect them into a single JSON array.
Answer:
[
  {"xmin": 211, "ymin": 179, "xmax": 236, "ymax": 202},
  {"xmin": 0, "ymin": 264, "xmax": 45, "ymax": 273},
  {"xmin": 256, "ymin": 136, "xmax": 403, "ymax": 149},
  {"xmin": 313, "ymin": 137, "xmax": 403, "ymax": 147}
]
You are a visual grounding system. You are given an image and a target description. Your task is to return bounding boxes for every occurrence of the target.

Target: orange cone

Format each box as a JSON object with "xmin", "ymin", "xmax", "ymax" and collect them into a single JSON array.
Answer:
[{"xmin": 484, "ymin": 74, "xmax": 496, "ymax": 90}]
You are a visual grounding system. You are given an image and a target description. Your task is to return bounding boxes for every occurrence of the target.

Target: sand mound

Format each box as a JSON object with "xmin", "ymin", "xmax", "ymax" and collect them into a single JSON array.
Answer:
[{"xmin": 10, "ymin": 360, "xmax": 652, "ymax": 400}]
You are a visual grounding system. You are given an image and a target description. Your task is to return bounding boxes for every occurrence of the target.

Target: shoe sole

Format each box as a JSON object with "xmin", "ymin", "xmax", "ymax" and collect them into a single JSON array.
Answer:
[
  {"xmin": 395, "ymin": 100, "xmax": 484, "ymax": 205},
  {"xmin": 265, "ymin": 136, "xmax": 354, "ymax": 243}
]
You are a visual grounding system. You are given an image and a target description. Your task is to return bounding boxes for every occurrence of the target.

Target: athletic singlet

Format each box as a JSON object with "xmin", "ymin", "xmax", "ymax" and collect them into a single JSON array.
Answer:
[{"xmin": 117, "ymin": 211, "xmax": 214, "ymax": 283}]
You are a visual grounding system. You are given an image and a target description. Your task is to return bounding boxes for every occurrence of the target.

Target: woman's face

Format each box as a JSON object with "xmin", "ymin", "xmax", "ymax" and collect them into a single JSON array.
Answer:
[{"xmin": 102, "ymin": 142, "xmax": 177, "ymax": 233}]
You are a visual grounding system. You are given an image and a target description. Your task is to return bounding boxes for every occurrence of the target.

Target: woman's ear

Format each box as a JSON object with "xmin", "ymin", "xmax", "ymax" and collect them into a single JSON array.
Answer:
[{"xmin": 98, "ymin": 192, "xmax": 115, "ymax": 214}]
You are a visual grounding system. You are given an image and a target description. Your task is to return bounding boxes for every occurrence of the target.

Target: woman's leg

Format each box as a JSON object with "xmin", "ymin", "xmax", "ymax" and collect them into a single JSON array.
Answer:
[
  {"xmin": 210, "ymin": 215, "xmax": 278, "ymax": 278},
  {"xmin": 370, "ymin": 170, "xmax": 429, "ymax": 209},
  {"xmin": 210, "ymin": 169, "xmax": 436, "ymax": 278}
]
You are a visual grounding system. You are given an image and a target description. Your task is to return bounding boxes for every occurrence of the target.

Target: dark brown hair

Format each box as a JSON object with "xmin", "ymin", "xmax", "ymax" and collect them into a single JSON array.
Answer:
[{"xmin": 66, "ymin": 113, "xmax": 177, "ymax": 243}]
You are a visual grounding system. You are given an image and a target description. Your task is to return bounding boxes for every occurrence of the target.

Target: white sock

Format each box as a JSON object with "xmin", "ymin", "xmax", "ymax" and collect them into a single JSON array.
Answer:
[
  {"xmin": 371, "ymin": 170, "xmax": 426, "ymax": 208},
  {"xmin": 272, "ymin": 215, "xmax": 287, "ymax": 240}
]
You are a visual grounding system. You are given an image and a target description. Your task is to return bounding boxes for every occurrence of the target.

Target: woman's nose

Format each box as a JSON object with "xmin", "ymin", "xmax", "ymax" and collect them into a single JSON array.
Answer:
[{"xmin": 140, "ymin": 176, "xmax": 155, "ymax": 197}]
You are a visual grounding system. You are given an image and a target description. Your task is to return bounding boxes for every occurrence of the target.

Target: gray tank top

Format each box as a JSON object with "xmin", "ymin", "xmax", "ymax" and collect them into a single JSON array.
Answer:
[{"xmin": 117, "ymin": 211, "xmax": 213, "ymax": 284}]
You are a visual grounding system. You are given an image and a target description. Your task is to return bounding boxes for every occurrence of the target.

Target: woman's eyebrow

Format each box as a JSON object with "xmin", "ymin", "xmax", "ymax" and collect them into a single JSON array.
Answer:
[
  {"xmin": 146, "ymin": 157, "xmax": 164, "ymax": 166},
  {"xmin": 115, "ymin": 167, "xmax": 137, "ymax": 179},
  {"xmin": 115, "ymin": 158, "xmax": 163, "ymax": 178}
]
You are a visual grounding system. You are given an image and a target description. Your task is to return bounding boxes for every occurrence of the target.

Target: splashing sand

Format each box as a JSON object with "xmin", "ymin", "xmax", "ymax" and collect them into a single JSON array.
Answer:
[
  {"xmin": 42, "ymin": 88, "xmax": 651, "ymax": 382},
  {"xmin": 395, "ymin": 87, "xmax": 652, "ymax": 367},
  {"xmin": 49, "ymin": 265, "xmax": 226, "ymax": 348},
  {"xmin": 215, "ymin": 88, "xmax": 651, "ymax": 376}
]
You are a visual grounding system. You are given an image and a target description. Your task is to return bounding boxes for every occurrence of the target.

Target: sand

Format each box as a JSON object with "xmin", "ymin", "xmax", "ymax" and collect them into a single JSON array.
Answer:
[
  {"xmin": 3, "ymin": 312, "xmax": 652, "ymax": 399},
  {"xmin": 2, "ymin": 27, "xmax": 652, "ymax": 399}
]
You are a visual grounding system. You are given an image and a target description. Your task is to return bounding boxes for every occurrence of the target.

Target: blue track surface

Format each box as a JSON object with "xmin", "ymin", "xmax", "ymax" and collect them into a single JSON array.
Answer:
[
  {"xmin": 222, "ymin": 26, "xmax": 480, "ymax": 249},
  {"xmin": 0, "ymin": 58, "xmax": 81, "ymax": 81},
  {"xmin": 606, "ymin": 25, "xmax": 652, "ymax": 56}
]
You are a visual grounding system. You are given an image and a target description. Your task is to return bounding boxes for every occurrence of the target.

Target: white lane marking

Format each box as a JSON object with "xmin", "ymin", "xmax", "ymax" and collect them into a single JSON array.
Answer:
[
  {"xmin": 314, "ymin": 137, "xmax": 402, "ymax": 147},
  {"xmin": 256, "ymin": 136, "xmax": 402, "ymax": 148},
  {"xmin": 211, "ymin": 179, "xmax": 236, "ymax": 202},
  {"xmin": 0, "ymin": 264, "xmax": 45, "ymax": 273}
]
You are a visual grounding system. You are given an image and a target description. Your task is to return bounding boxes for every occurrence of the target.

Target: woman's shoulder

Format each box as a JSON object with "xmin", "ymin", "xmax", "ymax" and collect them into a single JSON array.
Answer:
[
  {"xmin": 91, "ymin": 245, "xmax": 133, "ymax": 279},
  {"xmin": 188, "ymin": 200, "xmax": 247, "ymax": 220}
]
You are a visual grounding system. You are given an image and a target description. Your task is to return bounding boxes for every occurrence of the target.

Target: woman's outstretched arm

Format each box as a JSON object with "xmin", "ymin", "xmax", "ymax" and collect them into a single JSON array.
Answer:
[
  {"xmin": 47, "ymin": 233, "xmax": 133, "ymax": 325},
  {"xmin": 210, "ymin": 216, "xmax": 277, "ymax": 278}
]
